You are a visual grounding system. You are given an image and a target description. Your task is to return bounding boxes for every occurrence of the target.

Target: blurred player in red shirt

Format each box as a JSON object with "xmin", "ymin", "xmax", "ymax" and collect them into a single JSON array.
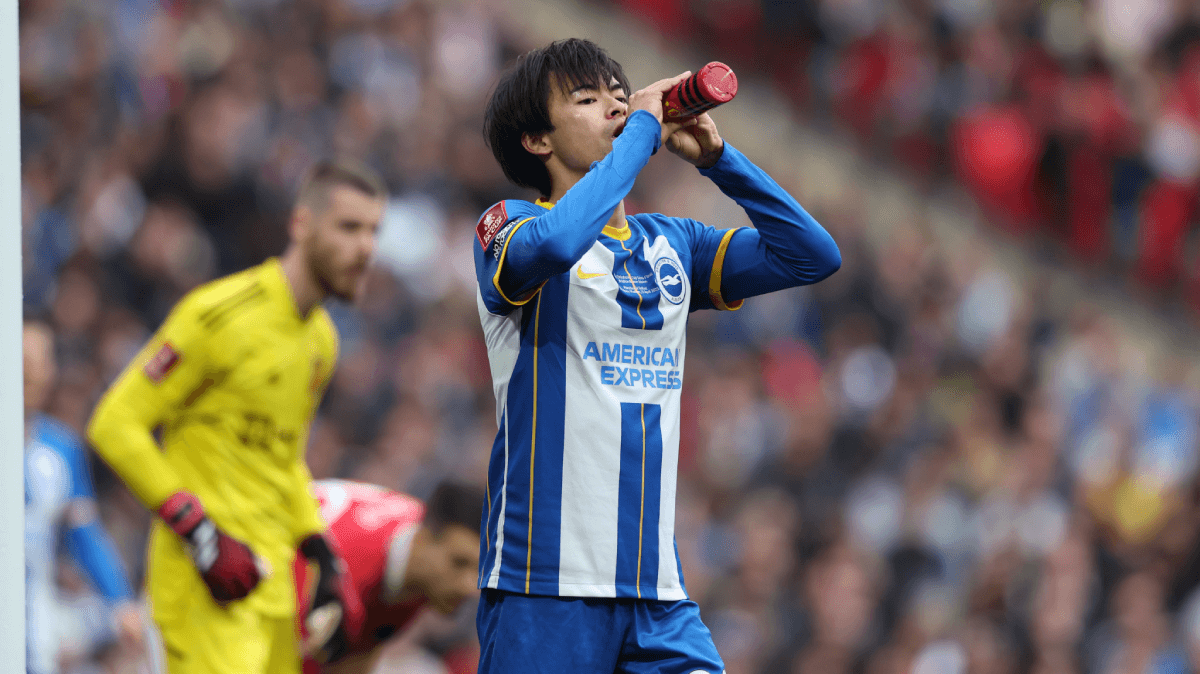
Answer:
[{"xmin": 296, "ymin": 479, "xmax": 484, "ymax": 674}]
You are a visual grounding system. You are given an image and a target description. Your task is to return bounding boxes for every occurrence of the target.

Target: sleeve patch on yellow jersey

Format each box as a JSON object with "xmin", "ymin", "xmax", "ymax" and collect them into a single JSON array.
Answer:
[{"xmin": 144, "ymin": 342, "xmax": 181, "ymax": 383}]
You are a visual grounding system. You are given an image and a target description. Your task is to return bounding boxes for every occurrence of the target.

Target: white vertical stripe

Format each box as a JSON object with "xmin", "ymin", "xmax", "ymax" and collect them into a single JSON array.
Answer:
[
  {"xmin": 477, "ymin": 291, "xmax": 522, "ymax": 427},
  {"xmin": 656, "ymin": 369, "xmax": 684, "ymax": 599},
  {"xmin": 647, "ymin": 235, "xmax": 689, "ymax": 601},
  {"xmin": 559, "ymin": 244, "xmax": 624, "ymax": 596},
  {"xmin": 486, "ymin": 404, "xmax": 509, "ymax": 588},
  {"xmin": 478, "ymin": 290, "xmax": 523, "ymax": 589}
]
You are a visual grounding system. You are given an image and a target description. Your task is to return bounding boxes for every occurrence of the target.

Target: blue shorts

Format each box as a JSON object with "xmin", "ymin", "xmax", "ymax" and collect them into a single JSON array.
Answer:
[{"xmin": 477, "ymin": 589, "xmax": 724, "ymax": 674}]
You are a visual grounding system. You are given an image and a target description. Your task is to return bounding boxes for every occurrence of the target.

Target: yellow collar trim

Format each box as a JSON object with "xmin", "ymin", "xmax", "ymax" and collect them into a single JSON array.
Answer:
[
  {"xmin": 535, "ymin": 199, "xmax": 631, "ymax": 240},
  {"xmin": 603, "ymin": 222, "xmax": 631, "ymax": 241}
]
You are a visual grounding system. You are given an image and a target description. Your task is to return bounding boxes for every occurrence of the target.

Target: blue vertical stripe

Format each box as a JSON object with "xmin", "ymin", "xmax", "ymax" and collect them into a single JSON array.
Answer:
[
  {"xmin": 641, "ymin": 404, "xmax": 663, "ymax": 597},
  {"xmin": 608, "ymin": 233, "xmax": 664, "ymax": 331},
  {"xmin": 615, "ymin": 403, "xmax": 641, "ymax": 598},
  {"xmin": 479, "ymin": 408, "xmax": 506, "ymax": 587},
  {"xmin": 527, "ymin": 277, "xmax": 569, "ymax": 595},
  {"xmin": 615, "ymin": 402, "xmax": 663, "ymax": 598},
  {"xmin": 497, "ymin": 307, "xmax": 537, "ymax": 590},
  {"xmin": 495, "ymin": 277, "xmax": 571, "ymax": 595}
]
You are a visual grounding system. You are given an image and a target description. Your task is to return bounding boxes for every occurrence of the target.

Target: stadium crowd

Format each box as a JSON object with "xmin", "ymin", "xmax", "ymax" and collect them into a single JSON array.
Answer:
[
  {"xmin": 606, "ymin": 0, "xmax": 1200, "ymax": 313},
  {"xmin": 19, "ymin": 0, "xmax": 1200, "ymax": 673}
]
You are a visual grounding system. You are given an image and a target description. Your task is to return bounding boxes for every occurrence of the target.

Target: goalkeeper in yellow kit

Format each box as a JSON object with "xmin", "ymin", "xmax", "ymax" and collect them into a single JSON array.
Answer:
[{"xmin": 87, "ymin": 160, "xmax": 386, "ymax": 674}]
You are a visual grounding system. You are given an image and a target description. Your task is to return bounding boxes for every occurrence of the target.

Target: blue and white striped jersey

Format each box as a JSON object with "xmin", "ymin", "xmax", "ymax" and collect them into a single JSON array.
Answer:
[
  {"xmin": 473, "ymin": 110, "xmax": 840, "ymax": 601},
  {"xmin": 26, "ymin": 414, "xmax": 134, "ymax": 674},
  {"xmin": 476, "ymin": 204, "xmax": 739, "ymax": 601}
]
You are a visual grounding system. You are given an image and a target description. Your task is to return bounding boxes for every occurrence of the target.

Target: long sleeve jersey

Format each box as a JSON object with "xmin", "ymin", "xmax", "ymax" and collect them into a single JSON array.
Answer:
[
  {"xmin": 88, "ymin": 258, "xmax": 336, "ymax": 617},
  {"xmin": 26, "ymin": 415, "xmax": 135, "ymax": 674}
]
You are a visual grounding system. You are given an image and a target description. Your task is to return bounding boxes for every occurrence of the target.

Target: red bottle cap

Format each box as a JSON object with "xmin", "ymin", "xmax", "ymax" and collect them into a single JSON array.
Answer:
[{"xmin": 696, "ymin": 62, "xmax": 737, "ymax": 103}]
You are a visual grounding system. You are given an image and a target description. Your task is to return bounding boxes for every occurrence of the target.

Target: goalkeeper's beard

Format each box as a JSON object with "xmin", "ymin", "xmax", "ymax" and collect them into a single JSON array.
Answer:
[{"xmin": 306, "ymin": 240, "xmax": 364, "ymax": 304}]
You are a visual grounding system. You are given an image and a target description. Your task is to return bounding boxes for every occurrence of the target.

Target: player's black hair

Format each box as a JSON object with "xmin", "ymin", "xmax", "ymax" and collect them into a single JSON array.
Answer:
[
  {"xmin": 425, "ymin": 481, "xmax": 486, "ymax": 535},
  {"xmin": 483, "ymin": 38, "xmax": 631, "ymax": 199}
]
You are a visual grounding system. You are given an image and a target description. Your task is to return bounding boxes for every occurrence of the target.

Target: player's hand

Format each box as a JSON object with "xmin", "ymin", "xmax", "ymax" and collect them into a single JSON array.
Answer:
[
  {"xmin": 628, "ymin": 71, "xmax": 691, "ymax": 144},
  {"xmin": 299, "ymin": 533, "xmax": 356, "ymax": 664},
  {"xmin": 666, "ymin": 112, "xmax": 725, "ymax": 168},
  {"xmin": 157, "ymin": 492, "xmax": 263, "ymax": 603}
]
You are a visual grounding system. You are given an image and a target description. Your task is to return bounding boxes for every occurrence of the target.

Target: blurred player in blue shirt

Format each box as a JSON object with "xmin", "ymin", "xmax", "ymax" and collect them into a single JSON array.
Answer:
[{"xmin": 24, "ymin": 319, "xmax": 144, "ymax": 674}]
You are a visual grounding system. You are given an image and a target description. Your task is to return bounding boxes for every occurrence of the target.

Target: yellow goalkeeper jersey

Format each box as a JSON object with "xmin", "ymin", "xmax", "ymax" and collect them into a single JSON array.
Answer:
[{"xmin": 88, "ymin": 258, "xmax": 337, "ymax": 617}]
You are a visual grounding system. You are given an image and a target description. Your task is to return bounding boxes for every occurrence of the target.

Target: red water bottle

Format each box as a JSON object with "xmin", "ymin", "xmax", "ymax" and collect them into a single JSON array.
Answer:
[{"xmin": 662, "ymin": 62, "xmax": 738, "ymax": 121}]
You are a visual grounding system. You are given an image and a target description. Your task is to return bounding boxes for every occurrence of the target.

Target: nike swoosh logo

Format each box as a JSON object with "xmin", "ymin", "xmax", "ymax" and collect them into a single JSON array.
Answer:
[{"xmin": 577, "ymin": 267, "xmax": 607, "ymax": 280}]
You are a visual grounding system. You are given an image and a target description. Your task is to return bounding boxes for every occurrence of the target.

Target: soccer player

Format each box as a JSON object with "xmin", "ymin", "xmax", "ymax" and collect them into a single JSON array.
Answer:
[
  {"xmin": 473, "ymin": 39, "xmax": 841, "ymax": 672},
  {"xmin": 86, "ymin": 159, "xmax": 386, "ymax": 674},
  {"xmin": 24, "ymin": 319, "xmax": 144, "ymax": 674},
  {"xmin": 294, "ymin": 479, "xmax": 484, "ymax": 674}
]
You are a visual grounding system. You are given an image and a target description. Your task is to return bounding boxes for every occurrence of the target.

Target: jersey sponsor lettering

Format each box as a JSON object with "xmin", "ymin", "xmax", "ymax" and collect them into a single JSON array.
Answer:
[
  {"xmin": 598, "ymin": 365, "xmax": 681, "ymax": 389},
  {"xmin": 581, "ymin": 341, "xmax": 682, "ymax": 390},
  {"xmin": 582, "ymin": 342, "xmax": 679, "ymax": 367}
]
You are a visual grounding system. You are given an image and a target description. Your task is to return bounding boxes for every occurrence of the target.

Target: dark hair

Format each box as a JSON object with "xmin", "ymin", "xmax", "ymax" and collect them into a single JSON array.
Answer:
[
  {"xmin": 295, "ymin": 158, "xmax": 387, "ymax": 212},
  {"xmin": 425, "ymin": 481, "xmax": 486, "ymax": 535},
  {"xmin": 483, "ymin": 38, "xmax": 630, "ymax": 198}
]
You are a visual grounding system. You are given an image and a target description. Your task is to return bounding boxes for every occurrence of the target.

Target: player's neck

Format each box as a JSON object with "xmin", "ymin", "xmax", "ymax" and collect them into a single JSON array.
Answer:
[
  {"xmin": 278, "ymin": 249, "xmax": 323, "ymax": 318},
  {"xmin": 603, "ymin": 202, "xmax": 626, "ymax": 231}
]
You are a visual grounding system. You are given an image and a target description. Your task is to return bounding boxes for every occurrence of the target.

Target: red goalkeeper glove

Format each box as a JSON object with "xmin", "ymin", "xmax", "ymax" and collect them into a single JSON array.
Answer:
[
  {"xmin": 157, "ymin": 492, "xmax": 262, "ymax": 603},
  {"xmin": 299, "ymin": 534, "xmax": 358, "ymax": 664}
]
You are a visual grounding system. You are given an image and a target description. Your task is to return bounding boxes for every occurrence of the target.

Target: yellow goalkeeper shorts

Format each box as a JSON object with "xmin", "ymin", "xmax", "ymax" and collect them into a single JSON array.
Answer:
[
  {"xmin": 147, "ymin": 538, "xmax": 300, "ymax": 674},
  {"xmin": 151, "ymin": 595, "xmax": 300, "ymax": 674}
]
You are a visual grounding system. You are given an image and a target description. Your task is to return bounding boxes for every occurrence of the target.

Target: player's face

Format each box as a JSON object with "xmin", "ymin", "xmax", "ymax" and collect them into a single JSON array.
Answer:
[
  {"xmin": 539, "ymin": 76, "xmax": 629, "ymax": 176},
  {"xmin": 23, "ymin": 324, "xmax": 56, "ymax": 416},
  {"xmin": 422, "ymin": 525, "xmax": 480, "ymax": 614},
  {"xmin": 305, "ymin": 185, "xmax": 384, "ymax": 303}
]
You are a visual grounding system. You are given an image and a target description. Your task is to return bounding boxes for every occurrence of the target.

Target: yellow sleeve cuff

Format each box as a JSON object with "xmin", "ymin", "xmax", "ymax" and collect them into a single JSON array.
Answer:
[{"xmin": 709, "ymin": 227, "xmax": 745, "ymax": 311}]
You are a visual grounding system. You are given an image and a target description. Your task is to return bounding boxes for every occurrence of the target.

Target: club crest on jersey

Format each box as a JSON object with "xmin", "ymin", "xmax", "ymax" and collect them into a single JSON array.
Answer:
[
  {"xmin": 653, "ymin": 257, "xmax": 686, "ymax": 305},
  {"xmin": 144, "ymin": 342, "xmax": 181, "ymax": 383},
  {"xmin": 476, "ymin": 202, "xmax": 508, "ymax": 250}
]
